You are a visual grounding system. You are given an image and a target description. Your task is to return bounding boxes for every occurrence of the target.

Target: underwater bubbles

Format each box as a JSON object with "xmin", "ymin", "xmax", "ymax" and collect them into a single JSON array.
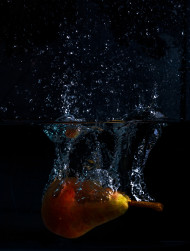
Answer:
[{"xmin": 43, "ymin": 116, "xmax": 165, "ymax": 201}]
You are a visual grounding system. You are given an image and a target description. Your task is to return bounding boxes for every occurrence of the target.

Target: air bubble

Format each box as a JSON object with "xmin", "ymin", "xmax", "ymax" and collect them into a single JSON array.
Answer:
[
  {"xmin": 0, "ymin": 107, "xmax": 8, "ymax": 112},
  {"xmin": 43, "ymin": 117, "xmax": 164, "ymax": 200}
]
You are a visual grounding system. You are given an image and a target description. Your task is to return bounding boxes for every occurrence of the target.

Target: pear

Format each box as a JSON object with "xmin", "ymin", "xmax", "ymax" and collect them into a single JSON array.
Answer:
[
  {"xmin": 41, "ymin": 177, "xmax": 163, "ymax": 239},
  {"xmin": 65, "ymin": 127, "xmax": 81, "ymax": 139}
]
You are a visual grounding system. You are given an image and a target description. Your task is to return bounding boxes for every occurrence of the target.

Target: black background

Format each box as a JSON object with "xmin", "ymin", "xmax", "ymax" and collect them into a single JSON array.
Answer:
[{"xmin": 0, "ymin": 0, "xmax": 188, "ymax": 121}]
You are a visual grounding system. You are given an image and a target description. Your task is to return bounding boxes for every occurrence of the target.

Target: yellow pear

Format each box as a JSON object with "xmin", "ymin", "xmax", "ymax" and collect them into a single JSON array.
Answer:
[{"xmin": 41, "ymin": 177, "xmax": 163, "ymax": 238}]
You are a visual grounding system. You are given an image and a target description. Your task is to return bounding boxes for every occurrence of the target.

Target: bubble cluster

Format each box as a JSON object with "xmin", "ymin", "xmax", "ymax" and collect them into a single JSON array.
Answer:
[{"xmin": 43, "ymin": 117, "xmax": 165, "ymax": 201}]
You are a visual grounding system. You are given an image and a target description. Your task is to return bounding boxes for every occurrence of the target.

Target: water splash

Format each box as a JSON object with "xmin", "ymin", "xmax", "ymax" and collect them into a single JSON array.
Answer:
[
  {"xmin": 43, "ymin": 115, "xmax": 165, "ymax": 201},
  {"xmin": 129, "ymin": 124, "xmax": 162, "ymax": 201}
]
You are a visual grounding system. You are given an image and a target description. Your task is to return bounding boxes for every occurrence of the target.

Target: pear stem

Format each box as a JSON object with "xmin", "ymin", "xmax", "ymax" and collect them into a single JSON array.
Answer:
[{"xmin": 128, "ymin": 200, "xmax": 164, "ymax": 212}]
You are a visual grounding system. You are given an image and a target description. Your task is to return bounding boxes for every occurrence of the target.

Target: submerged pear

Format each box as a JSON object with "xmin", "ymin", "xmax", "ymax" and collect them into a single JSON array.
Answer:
[
  {"xmin": 65, "ymin": 127, "xmax": 81, "ymax": 139},
  {"xmin": 41, "ymin": 177, "xmax": 163, "ymax": 238}
]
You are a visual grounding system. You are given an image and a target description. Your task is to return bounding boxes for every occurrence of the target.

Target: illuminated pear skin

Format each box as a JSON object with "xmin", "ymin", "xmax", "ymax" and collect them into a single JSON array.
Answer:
[
  {"xmin": 65, "ymin": 128, "xmax": 80, "ymax": 139},
  {"xmin": 41, "ymin": 178, "xmax": 129, "ymax": 238},
  {"xmin": 41, "ymin": 178, "xmax": 163, "ymax": 239}
]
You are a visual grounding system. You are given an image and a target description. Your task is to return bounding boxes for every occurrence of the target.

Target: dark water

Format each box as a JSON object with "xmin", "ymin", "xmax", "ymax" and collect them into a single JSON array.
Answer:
[
  {"xmin": 43, "ymin": 118, "xmax": 165, "ymax": 202},
  {"xmin": 0, "ymin": 122, "xmax": 190, "ymax": 250}
]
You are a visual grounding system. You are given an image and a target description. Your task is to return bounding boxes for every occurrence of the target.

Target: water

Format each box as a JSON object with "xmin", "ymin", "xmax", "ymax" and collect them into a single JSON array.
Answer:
[
  {"xmin": 43, "ymin": 115, "xmax": 165, "ymax": 201},
  {"xmin": 0, "ymin": 1, "xmax": 186, "ymax": 201}
]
